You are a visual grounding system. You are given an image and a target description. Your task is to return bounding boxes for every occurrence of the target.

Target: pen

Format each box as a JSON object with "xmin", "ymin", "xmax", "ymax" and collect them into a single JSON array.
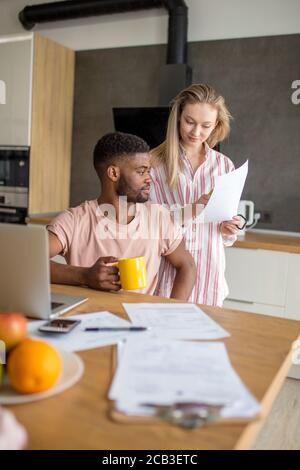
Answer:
[{"xmin": 84, "ymin": 326, "xmax": 150, "ymax": 332}]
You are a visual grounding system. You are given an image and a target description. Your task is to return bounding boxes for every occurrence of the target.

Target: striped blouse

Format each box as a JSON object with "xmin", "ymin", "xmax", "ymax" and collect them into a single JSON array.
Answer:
[{"xmin": 150, "ymin": 143, "xmax": 237, "ymax": 306}]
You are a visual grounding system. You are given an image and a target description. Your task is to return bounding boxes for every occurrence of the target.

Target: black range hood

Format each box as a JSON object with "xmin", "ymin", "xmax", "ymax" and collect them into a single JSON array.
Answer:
[
  {"xmin": 113, "ymin": 107, "xmax": 170, "ymax": 149},
  {"xmin": 19, "ymin": 0, "xmax": 193, "ymax": 146},
  {"xmin": 19, "ymin": 0, "xmax": 192, "ymax": 105}
]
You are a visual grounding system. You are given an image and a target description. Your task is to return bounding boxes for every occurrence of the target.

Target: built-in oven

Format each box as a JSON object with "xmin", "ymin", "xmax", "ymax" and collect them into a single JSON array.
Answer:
[{"xmin": 0, "ymin": 146, "xmax": 30, "ymax": 224}]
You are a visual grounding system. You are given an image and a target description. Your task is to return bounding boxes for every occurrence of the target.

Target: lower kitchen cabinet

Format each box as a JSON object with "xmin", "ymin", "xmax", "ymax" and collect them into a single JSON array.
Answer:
[
  {"xmin": 224, "ymin": 246, "xmax": 300, "ymax": 320},
  {"xmin": 285, "ymin": 254, "xmax": 300, "ymax": 320}
]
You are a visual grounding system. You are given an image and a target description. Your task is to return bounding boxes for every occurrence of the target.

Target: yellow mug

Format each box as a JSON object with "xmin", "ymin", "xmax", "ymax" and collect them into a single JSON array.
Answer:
[{"xmin": 114, "ymin": 256, "xmax": 147, "ymax": 290}]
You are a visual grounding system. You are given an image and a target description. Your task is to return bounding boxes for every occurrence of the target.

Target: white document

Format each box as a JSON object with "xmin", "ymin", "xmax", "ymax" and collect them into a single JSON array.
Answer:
[
  {"xmin": 202, "ymin": 160, "xmax": 248, "ymax": 223},
  {"xmin": 122, "ymin": 303, "xmax": 229, "ymax": 340},
  {"xmin": 28, "ymin": 312, "xmax": 134, "ymax": 351},
  {"xmin": 109, "ymin": 338, "xmax": 260, "ymax": 419}
]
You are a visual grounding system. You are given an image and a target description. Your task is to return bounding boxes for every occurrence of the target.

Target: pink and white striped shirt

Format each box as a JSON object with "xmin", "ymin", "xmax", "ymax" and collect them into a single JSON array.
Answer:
[{"xmin": 150, "ymin": 143, "xmax": 236, "ymax": 306}]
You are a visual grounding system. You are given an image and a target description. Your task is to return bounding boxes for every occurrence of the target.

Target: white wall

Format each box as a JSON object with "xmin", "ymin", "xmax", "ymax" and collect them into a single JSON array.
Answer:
[{"xmin": 1, "ymin": 0, "xmax": 300, "ymax": 50}]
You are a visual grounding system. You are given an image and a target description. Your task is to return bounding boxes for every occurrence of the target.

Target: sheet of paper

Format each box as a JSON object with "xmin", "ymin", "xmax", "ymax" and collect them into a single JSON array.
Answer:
[
  {"xmin": 28, "ymin": 312, "xmax": 134, "ymax": 351},
  {"xmin": 122, "ymin": 303, "xmax": 229, "ymax": 340},
  {"xmin": 202, "ymin": 160, "xmax": 248, "ymax": 223},
  {"xmin": 109, "ymin": 338, "xmax": 260, "ymax": 419}
]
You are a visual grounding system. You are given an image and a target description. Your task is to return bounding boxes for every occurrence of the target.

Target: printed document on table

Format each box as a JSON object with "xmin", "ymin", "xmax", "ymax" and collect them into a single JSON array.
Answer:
[
  {"xmin": 28, "ymin": 312, "xmax": 134, "ymax": 351},
  {"xmin": 202, "ymin": 160, "xmax": 248, "ymax": 223},
  {"xmin": 109, "ymin": 338, "xmax": 260, "ymax": 419},
  {"xmin": 122, "ymin": 303, "xmax": 229, "ymax": 340}
]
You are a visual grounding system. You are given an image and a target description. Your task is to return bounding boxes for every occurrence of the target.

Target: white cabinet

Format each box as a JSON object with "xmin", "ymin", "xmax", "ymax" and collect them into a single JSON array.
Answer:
[
  {"xmin": 223, "ymin": 299, "xmax": 285, "ymax": 317},
  {"xmin": 0, "ymin": 36, "xmax": 32, "ymax": 145},
  {"xmin": 224, "ymin": 247, "xmax": 300, "ymax": 320},
  {"xmin": 225, "ymin": 248, "xmax": 288, "ymax": 306},
  {"xmin": 285, "ymin": 254, "xmax": 300, "ymax": 320}
]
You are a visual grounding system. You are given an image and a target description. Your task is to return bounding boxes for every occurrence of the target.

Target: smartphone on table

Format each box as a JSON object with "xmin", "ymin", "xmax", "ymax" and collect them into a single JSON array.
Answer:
[{"xmin": 38, "ymin": 319, "xmax": 81, "ymax": 334}]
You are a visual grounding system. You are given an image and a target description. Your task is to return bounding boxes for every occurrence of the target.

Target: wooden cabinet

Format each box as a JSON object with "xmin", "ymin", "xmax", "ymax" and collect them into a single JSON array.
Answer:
[
  {"xmin": 224, "ymin": 246, "xmax": 300, "ymax": 320},
  {"xmin": 0, "ymin": 33, "xmax": 75, "ymax": 214}
]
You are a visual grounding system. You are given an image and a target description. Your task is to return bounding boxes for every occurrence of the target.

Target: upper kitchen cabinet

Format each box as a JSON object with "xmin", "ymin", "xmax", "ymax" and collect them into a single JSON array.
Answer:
[
  {"xmin": 0, "ymin": 36, "xmax": 32, "ymax": 146},
  {"xmin": 0, "ymin": 33, "xmax": 75, "ymax": 214}
]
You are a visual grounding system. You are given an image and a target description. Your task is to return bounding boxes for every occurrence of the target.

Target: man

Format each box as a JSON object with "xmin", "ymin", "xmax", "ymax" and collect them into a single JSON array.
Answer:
[{"xmin": 48, "ymin": 132, "xmax": 196, "ymax": 300}]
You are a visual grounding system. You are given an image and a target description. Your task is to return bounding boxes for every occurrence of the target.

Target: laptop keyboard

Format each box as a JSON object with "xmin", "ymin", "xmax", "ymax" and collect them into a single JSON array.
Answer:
[{"xmin": 51, "ymin": 301, "xmax": 64, "ymax": 310}]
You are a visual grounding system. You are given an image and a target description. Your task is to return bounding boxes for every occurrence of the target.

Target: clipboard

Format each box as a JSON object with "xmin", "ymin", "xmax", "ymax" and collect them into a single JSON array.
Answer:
[
  {"xmin": 109, "ymin": 342, "xmax": 261, "ymax": 428},
  {"xmin": 109, "ymin": 342, "xmax": 164, "ymax": 425}
]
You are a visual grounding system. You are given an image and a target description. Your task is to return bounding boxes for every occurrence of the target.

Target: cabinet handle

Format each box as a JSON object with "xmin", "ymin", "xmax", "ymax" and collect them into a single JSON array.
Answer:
[
  {"xmin": 0, "ymin": 207, "xmax": 17, "ymax": 214},
  {"xmin": 226, "ymin": 298, "xmax": 254, "ymax": 305}
]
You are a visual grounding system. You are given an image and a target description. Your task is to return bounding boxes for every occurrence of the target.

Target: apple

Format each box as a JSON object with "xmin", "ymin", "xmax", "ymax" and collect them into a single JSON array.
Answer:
[{"xmin": 0, "ymin": 313, "xmax": 27, "ymax": 351}]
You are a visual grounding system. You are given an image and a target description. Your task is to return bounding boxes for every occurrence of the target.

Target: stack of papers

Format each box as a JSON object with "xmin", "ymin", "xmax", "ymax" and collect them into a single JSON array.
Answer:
[
  {"xmin": 28, "ymin": 304, "xmax": 260, "ymax": 421},
  {"xmin": 28, "ymin": 302, "xmax": 229, "ymax": 351},
  {"xmin": 123, "ymin": 303, "xmax": 229, "ymax": 340},
  {"xmin": 110, "ymin": 338, "xmax": 260, "ymax": 419},
  {"xmin": 28, "ymin": 312, "xmax": 136, "ymax": 351}
]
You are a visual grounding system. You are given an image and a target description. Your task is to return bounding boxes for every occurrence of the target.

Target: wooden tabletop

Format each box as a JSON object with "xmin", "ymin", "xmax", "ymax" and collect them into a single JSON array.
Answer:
[
  {"xmin": 234, "ymin": 231, "xmax": 300, "ymax": 253},
  {"xmin": 7, "ymin": 284, "xmax": 300, "ymax": 450}
]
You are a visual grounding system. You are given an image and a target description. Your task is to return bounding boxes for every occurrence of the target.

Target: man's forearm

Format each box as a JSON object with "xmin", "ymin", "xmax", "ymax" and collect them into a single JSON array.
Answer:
[
  {"xmin": 50, "ymin": 261, "xmax": 88, "ymax": 286},
  {"xmin": 170, "ymin": 263, "xmax": 196, "ymax": 301}
]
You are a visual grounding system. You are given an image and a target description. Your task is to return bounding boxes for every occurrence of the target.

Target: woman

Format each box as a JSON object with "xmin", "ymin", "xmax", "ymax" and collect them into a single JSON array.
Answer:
[{"xmin": 150, "ymin": 83, "xmax": 241, "ymax": 306}]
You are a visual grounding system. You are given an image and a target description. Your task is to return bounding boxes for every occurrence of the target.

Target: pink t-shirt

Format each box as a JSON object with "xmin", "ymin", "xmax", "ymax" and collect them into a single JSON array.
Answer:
[{"xmin": 47, "ymin": 199, "xmax": 182, "ymax": 295}]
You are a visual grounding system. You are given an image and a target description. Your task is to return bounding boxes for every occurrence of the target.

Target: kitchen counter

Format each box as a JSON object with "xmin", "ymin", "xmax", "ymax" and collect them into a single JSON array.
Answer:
[
  {"xmin": 26, "ymin": 213, "xmax": 59, "ymax": 225},
  {"xmin": 234, "ymin": 231, "xmax": 300, "ymax": 254}
]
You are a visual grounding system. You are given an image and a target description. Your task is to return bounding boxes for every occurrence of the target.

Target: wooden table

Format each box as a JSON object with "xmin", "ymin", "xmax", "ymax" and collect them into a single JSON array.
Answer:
[{"xmin": 8, "ymin": 284, "xmax": 300, "ymax": 450}]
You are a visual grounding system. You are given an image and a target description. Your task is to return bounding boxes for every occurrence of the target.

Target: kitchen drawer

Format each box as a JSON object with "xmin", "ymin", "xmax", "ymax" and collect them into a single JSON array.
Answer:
[
  {"xmin": 288, "ymin": 364, "xmax": 300, "ymax": 379},
  {"xmin": 225, "ymin": 247, "xmax": 288, "ymax": 306},
  {"xmin": 223, "ymin": 299, "xmax": 285, "ymax": 317}
]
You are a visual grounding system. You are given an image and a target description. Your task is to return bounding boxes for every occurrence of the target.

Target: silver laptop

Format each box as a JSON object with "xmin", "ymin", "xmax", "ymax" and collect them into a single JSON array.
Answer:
[{"xmin": 0, "ymin": 224, "xmax": 87, "ymax": 319}]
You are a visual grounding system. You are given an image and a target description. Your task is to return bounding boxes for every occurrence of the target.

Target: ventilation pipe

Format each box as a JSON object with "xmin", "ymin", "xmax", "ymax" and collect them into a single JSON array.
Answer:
[{"xmin": 19, "ymin": 0, "xmax": 191, "ymax": 103}]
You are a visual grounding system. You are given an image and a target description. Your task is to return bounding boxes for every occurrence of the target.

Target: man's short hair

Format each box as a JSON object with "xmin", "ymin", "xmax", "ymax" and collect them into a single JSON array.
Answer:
[{"xmin": 93, "ymin": 132, "xmax": 149, "ymax": 170}]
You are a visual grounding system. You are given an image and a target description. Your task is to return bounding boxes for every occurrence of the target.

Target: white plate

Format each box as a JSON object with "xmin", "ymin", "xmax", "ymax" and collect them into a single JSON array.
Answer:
[{"xmin": 0, "ymin": 350, "xmax": 84, "ymax": 405}]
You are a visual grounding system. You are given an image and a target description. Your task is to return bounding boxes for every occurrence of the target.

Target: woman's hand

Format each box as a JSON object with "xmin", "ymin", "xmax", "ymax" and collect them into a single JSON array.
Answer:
[
  {"xmin": 190, "ymin": 193, "xmax": 211, "ymax": 219},
  {"xmin": 197, "ymin": 193, "xmax": 211, "ymax": 206},
  {"xmin": 220, "ymin": 215, "xmax": 242, "ymax": 236}
]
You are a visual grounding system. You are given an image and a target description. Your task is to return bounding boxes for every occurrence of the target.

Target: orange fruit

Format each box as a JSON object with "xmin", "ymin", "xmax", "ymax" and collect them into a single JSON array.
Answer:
[{"xmin": 7, "ymin": 338, "xmax": 62, "ymax": 394}]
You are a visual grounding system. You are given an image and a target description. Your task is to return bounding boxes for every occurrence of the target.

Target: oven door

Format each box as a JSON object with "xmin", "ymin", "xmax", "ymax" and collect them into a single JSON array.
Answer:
[
  {"xmin": 0, "ymin": 207, "xmax": 27, "ymax": 224},
  {"xmin": 0, "ymin": 146, "xmax": 29, "ymax": 188}
]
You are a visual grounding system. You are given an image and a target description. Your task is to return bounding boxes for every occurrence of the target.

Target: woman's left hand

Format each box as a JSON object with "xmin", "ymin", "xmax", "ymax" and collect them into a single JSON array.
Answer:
[{"xmin": 220, "ymin": 215, "xmax": 242, "ymax": 236}]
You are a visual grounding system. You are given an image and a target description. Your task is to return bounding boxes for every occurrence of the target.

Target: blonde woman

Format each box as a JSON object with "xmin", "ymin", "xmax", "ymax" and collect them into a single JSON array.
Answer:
[{"xmin": 150, "ymin": 83, "xmax": 241, "ymax": 306}]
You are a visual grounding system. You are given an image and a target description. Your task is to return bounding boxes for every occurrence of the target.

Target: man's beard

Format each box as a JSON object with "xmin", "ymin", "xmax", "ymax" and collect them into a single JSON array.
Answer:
[{"xmin": 116, "ymin": 176, "xmax": 149, "ymax": 203}]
